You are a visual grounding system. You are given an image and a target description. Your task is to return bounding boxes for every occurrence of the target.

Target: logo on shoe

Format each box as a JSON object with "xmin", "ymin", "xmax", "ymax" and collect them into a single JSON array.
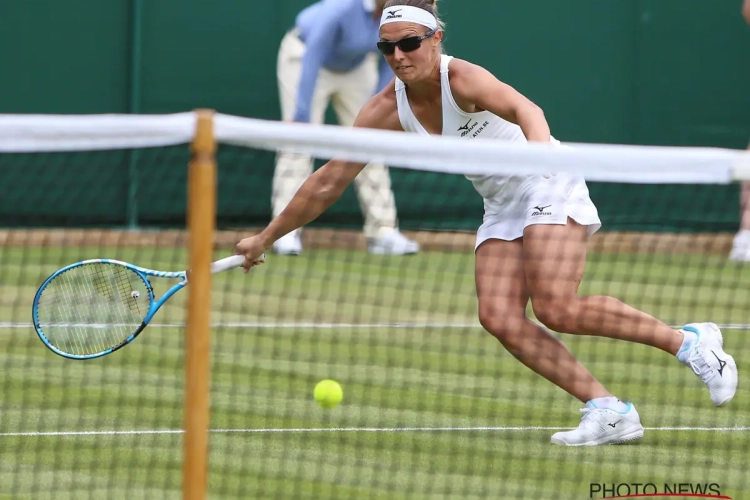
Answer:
[
  {"xmin": 607, "ymin": 420, "xmax": 621, "ymax": 428},
  {"xmin": 711, "ymin": 350, "xmax": 727, "ymax": 376}
]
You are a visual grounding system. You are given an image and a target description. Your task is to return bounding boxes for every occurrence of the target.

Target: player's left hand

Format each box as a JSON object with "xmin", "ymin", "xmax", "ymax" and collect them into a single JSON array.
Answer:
[{"xmin": 234, "ymin": 235, "xmax": 267, "ymax": 274}]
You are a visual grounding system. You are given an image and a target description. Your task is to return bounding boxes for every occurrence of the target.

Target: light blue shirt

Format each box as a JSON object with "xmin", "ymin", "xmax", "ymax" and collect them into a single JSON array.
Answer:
[{"xmin": 293, "ymin": 0, "xmax": 393, "ymax": 123}]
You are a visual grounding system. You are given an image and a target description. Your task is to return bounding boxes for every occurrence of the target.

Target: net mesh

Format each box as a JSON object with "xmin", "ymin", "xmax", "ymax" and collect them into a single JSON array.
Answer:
[{"xmin": 1, "ymin": 112, "xmax": 749, "ymax": 500}]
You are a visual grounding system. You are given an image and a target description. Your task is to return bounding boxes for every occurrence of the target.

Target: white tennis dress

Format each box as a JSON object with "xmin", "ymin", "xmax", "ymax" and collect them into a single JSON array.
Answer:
[{"xmin": 395, "ymin": 55, "xmax": 601, "ymax": 249}]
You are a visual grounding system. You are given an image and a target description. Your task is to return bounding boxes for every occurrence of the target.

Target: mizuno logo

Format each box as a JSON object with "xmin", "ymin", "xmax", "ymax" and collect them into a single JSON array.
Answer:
[
  {"xmin": 531, "ymin": 205, "xmax": 552, "ymax": 216},
  {"xmin": 385, "ymin": 9, "xmax": 403, "ymax": 18},
  {"xmin": 458, "ymin": 119, "xmax": 488, "ymax": 138},
  {"xmin": 607, "ymin": 420, "xmax": 622, "ymax": 428},
  {"xmin": 711, "ymin": 350, "xmax": 727, "ymax": 376},
  {"xmin": 457, "ymin": 119, "xmax": 472, "ymax": 132}
]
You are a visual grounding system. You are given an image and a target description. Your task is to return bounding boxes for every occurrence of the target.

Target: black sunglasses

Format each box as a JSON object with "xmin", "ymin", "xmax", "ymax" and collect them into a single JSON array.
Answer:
[{"xmin": 377, "ymin": 30, "xmax": 436, "ymax": 55}]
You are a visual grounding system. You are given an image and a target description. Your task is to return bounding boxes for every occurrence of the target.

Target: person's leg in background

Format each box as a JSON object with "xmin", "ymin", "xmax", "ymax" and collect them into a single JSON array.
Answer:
[
  {"xmin": 272, "ymin": 30, "xmax": 334, "ymax": 255},
  {"xmin": 330, "ymin": 53, "xmax": 419, "ymax": 254},
  {"xmin": 733, "ymin": 3, "xmax": 750, "ymax": 260},
  {"xmin": 729, "ymin": 142, "xmax": 750, "ymax": 261},
  {"xmin": 734, "ymin": 0, "xmax": 750, "ymax": 260}
]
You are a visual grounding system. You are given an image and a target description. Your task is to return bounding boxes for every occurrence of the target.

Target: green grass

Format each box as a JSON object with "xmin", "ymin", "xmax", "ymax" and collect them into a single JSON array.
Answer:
[{"xmin": 0, "ymin": 246, "xmax": 749, "ymax": 499}]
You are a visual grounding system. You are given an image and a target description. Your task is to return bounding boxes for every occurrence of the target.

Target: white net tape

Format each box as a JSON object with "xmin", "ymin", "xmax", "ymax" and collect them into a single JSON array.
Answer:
[{"xmin": 0, "ymin": 111, "xmax": 748, "ymax": 184}]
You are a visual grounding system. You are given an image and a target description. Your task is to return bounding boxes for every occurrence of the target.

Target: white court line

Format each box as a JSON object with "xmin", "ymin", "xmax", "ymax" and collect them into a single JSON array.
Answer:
[
  {"xmin": 0, "ymin": 426, "xmax": 748, "ymax": 437},
  {"xmin": 3, "ymin": 322, "xmax": 750, "ymax": 330}
]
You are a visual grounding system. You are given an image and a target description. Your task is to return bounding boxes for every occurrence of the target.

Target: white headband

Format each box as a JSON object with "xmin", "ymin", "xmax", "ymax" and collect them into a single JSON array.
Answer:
[{"xmin": 380, "ymin": 6, "xmax": 438, "ymax": 31}]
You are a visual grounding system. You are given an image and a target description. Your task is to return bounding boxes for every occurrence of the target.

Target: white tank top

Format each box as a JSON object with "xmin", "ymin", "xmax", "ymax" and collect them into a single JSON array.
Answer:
[{"xmin": 395, "ymin": 55, "xmax": 531, "ymax": 210}]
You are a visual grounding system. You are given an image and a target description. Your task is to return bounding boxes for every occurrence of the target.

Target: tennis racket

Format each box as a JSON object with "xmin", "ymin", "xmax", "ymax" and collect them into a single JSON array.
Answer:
[{"xmin": 32, "ymin": 253, "xmax": 262, "ymax": 360}]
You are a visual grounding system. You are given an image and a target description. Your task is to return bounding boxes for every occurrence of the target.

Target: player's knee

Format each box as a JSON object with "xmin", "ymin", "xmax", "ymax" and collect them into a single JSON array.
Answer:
[
  {"xmin": 478, "ymin": 307, "xmax": 524, "ymax": 346},
  {"xmin": 532, "ymin": 297, "xmax": 579, "ymax": 334}
]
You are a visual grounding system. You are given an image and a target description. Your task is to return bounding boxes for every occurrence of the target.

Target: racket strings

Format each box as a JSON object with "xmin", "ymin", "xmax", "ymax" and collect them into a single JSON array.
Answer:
[{"xmin": 36, "ymin": 263, "xmax": 150, "ymax": 356}]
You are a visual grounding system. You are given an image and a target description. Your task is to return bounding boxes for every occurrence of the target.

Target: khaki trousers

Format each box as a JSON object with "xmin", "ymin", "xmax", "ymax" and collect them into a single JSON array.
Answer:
[{"xmin": 272, "ymin": 30, "xmax": 398, "ymax": 239}]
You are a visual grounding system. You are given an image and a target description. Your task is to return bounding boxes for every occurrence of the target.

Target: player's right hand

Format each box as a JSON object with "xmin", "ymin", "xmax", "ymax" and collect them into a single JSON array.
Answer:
[{"xmin": 234, "ymin": 235, "xmax": 267, "ymax": 274}]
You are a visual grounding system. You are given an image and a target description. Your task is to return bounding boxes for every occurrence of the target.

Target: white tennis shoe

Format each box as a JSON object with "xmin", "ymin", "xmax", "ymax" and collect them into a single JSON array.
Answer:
[
  {"xmin": 368, "ymin": 229, "xmax": 419, "ymax": 255},
  {"xmin": 272, "ymin": 231, "xmax": 303, "ymax": 256},
  {"xmin": 729, "ymin": 230, "xmax": 750, "ymax": 262},
  {"xmin": 677, "ymin": 322, "xmax": 738, "ymax": 407},
  {"xmin": 551, "ymin": 402, "xmax": 644, "ymax": 446}
]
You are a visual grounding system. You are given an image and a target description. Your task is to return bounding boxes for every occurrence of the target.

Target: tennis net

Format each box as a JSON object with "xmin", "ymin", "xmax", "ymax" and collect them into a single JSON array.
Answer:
[{"xmin": 0, "ymin": 111, "xmax": 748, "ymax": 500}]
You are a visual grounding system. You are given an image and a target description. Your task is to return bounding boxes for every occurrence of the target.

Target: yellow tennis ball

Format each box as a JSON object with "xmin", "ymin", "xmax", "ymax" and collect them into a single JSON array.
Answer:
[{"xmin": 314, "ymin": 379, "xmax": 343, "ymax": 409}]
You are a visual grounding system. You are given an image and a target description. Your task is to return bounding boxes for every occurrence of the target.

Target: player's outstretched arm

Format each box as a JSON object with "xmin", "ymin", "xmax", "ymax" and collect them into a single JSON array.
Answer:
[
  {"xmin": 743, "ymin": 0, "xmax": 750, "ymax": 26},
  {"xmin": 234, "ymin": 92, "xmax": 401, "ymax": 271},
  {"xmin": 449, "ymin": 59, "xmax": 551, "ymax": 143}
]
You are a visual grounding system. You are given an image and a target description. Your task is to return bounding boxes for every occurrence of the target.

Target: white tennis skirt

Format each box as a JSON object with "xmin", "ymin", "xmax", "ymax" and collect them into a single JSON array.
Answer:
[{"xmin": 474, "ymin": 172, "xmax": 602, "ymax": 250}]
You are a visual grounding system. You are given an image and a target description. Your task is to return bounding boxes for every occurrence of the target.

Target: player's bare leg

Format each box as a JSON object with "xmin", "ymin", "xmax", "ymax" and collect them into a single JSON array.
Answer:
[
  {"xmin": 521, "ymin": 218, "xmax": 683, "ymax": 354},
  {"xmin": 523, "ymin": 218, "xmax": 736, "ymax": 414},
  {"xmin": 475, "ymin": 237, "xmax": 643, "ymax": 446},
  {"xmin": 475, "ymin": 238, "xmax": 610, "ymax": 403}
]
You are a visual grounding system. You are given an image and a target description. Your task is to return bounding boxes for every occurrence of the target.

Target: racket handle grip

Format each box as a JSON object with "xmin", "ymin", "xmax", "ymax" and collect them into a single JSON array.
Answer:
[{"xmin": 210, "ymin": 254, "xmax": 265, "ymax": 274}]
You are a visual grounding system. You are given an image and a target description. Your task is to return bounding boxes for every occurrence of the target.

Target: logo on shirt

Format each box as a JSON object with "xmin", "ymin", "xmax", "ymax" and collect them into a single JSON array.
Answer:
[
  {"xmin": 458, "ymin": 119, "xmax": 490, "ymax": 138},
  {"xmin": 531, "ymin": 205, "xmax": 552, "ymax": 216},
  {"xmin": 385, "ymin": 9, "xmax": 403, "ymax": 19}
]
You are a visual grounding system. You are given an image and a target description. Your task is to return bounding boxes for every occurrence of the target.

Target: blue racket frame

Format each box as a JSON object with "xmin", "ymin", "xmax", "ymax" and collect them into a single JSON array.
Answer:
[{"xmin": 32, "ymin": 259, "xmax": 188, "ymax": 360}]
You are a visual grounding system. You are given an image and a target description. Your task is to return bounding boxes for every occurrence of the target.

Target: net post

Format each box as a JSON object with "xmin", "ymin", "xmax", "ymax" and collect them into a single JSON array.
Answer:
[{"xmin": 182, "ymin": 108, "xmax": 217, "ymax": 500}]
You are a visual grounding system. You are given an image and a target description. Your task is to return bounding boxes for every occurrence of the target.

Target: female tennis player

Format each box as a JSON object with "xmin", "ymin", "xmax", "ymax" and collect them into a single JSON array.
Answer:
[{"xmin": 236, "ymin": 0, "xmax": 738, "ymax": 446}]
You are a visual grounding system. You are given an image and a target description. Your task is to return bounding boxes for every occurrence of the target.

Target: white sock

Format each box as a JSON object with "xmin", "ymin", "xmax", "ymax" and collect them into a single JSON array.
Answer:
[
  {"xmin": 676, "ymin": 329, "xmax": 698, "ymax": 363},
  {"xmin": 587, "ymin": 396, "xmax": 629, "ymax": 413}
]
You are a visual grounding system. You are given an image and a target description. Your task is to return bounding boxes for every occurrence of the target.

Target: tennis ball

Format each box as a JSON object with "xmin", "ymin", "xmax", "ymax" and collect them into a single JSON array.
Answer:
[{"xmin": 314, "ymin": 379, "xmax": 343, "ymax": 409}]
